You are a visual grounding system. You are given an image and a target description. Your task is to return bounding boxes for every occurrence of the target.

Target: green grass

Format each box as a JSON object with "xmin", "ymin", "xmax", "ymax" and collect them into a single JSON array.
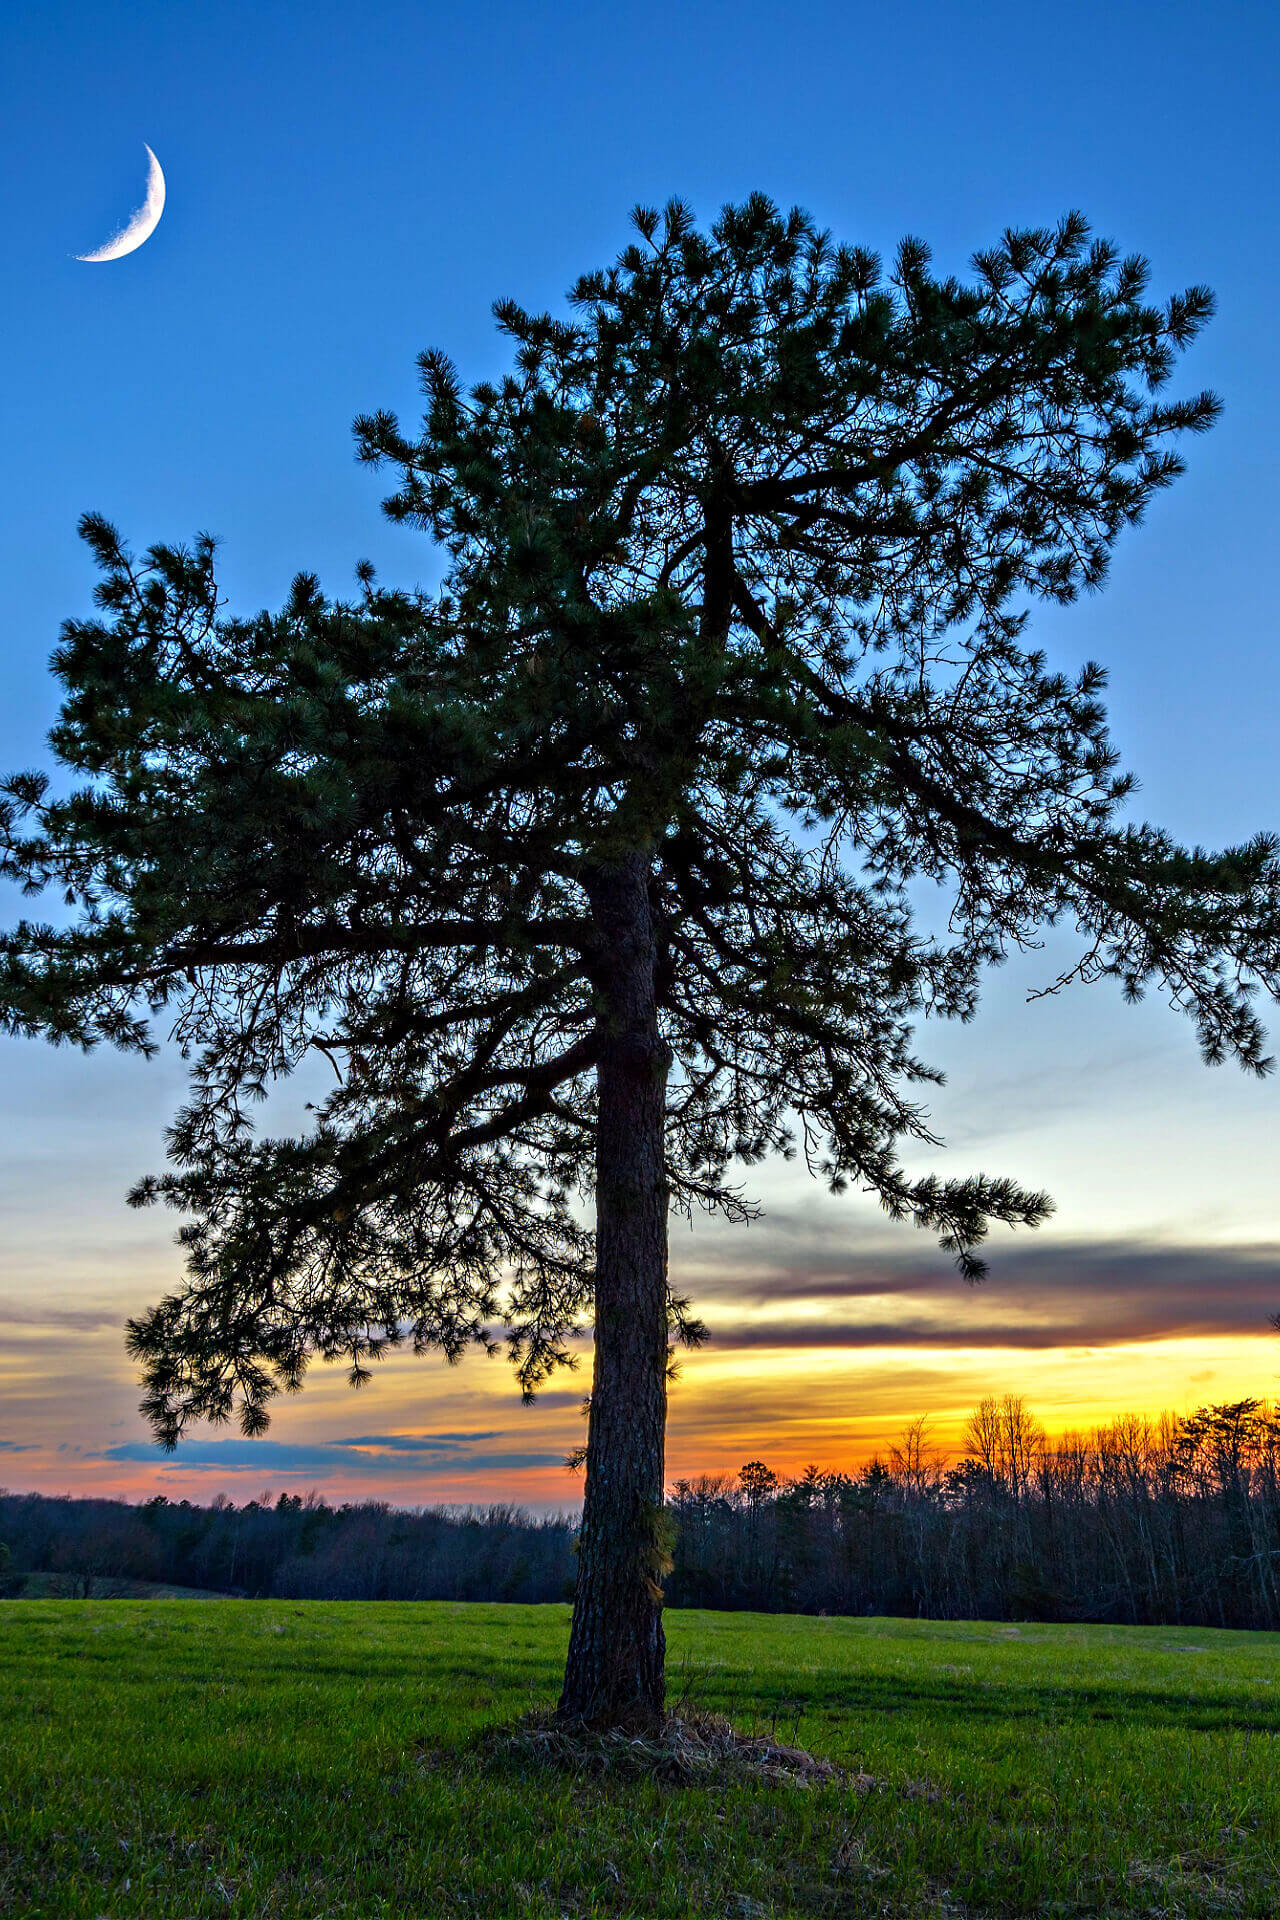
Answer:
[{"xmin": 2, "ymin": 1603, "xmax": 1278, "ymax": 1918}]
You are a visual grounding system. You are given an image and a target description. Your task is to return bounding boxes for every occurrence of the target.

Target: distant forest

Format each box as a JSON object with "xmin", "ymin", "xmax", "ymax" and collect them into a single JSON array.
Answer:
[{"xmin": 5, "ymin": 1395, "xmax": 1280, "ymax": 1630}]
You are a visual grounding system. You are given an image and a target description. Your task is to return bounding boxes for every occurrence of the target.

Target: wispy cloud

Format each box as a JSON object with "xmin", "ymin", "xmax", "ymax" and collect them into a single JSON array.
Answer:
[
  {"xmin": 95, "ymin": 1437, "xmax": 566, "ymax": 1477},
  {"xmin": 332, "ymin": 1432, "xmax": 502, "ymax": 1451},
  {"xmin": 683, "ymin": 1225, "xmax": 1280, "ymax": 1348},
  {"xmin": 0, "ymin": 1439, "xmax": 34, "ymax": 1452},
  {"xmin": 0, "ymin": 1298, "xmax": 123, "ymax": 1332}
]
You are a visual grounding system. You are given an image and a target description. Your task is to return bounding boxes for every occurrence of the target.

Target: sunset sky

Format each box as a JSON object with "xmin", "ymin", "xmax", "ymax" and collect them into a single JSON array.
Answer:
[{"xmin": 1, "ymin": 0, "xmax": 1277, "ymax": 1510}]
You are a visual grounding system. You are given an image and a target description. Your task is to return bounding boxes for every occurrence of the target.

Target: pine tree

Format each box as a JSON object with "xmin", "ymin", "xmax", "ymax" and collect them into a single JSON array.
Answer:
[{"xmin": 4, "ymin": 199, "xmax": 1278, "ymax": 1725}]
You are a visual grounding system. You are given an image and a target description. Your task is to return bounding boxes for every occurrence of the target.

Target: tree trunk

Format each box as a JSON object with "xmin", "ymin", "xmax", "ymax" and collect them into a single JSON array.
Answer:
[{"xmin": 558, "ymin": 851, "xmax": 671, "ymax": 1728}]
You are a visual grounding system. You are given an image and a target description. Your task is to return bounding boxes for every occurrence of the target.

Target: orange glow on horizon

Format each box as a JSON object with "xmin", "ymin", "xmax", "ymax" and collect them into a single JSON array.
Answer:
[{"xmin": 3, "ymin": 1325, "xmax": 1275, "ymax": 1511}]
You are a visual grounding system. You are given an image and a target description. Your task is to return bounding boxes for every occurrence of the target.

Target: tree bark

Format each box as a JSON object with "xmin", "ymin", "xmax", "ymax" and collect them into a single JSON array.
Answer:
[{"xmin": 558, "ymin": 851, "xmax": 671, "ymax": 1728}]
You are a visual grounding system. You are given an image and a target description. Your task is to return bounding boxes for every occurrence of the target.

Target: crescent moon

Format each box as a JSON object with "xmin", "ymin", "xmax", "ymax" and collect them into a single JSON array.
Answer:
[{"xmin": 76, "ymin": 145, "xmax": 166, "ymax": 263}]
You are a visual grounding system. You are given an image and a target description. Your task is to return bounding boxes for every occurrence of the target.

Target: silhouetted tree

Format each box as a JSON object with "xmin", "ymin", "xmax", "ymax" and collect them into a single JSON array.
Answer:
[{"xmin": 4, "ymin": 198, "xmax": 1279, "ymax": 1724}]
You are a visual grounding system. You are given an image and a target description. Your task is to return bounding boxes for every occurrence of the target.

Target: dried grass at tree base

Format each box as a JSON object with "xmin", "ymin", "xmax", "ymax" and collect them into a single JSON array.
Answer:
[{"xmin": 483, "ymin": 1708, "xmax": 869, "ymax": 1788}]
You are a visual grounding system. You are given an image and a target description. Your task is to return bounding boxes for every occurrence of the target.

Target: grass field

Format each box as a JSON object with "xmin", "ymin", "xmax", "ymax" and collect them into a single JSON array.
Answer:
[{"xmin": 2, "ymin": 1602, "xmax": 1278, "ymax": 1918}]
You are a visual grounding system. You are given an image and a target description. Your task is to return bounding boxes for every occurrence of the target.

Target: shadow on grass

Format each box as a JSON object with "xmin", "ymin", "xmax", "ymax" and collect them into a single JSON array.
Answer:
[{"xmin": 727, "ymin": 1668, "xmax": 1280, "ymax": 1736}]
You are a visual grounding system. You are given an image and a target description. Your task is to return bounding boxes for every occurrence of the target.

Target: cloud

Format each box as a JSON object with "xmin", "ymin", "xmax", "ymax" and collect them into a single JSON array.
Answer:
[
  {"xmin": 94, "ymin": 1438, "xmax": 568, "ymax": 1477},
  {"xmin": 332, "ymin": 1432, "xmax": 502, "ymax": 1452},
  {"xmin": 0, "ymin": 1298, "xmax": 123, "ymax": 1332},
  {"xmin": 928, "ymin": 1041, "xmax": 1169, "ymax": 1148},
  {"xmin": 0, "ymin": 1439, "xmax": 34, "ymax": 1452},
  {"xmin": 508, "ymin": 1389, "xmax": 586, "ymax": 1412},
  {"xmin": 680, "ymin": 1224, "xmax": 1280, "ymax": 1350},
  {"xmin": 697, "ymin": 1317, "xmax": 1185, "ymax": 1352}
]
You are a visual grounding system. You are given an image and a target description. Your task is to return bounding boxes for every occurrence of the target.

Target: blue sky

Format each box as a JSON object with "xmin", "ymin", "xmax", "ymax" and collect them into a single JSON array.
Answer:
[{"xmin": 1, "ymin": 0, "xmax": 1278, "ymax": 1505}]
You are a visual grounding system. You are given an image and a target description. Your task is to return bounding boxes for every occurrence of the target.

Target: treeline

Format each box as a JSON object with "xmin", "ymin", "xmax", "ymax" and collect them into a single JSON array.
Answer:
[
  {"xmin": 0, "ymin": 1492, "xmax": 575, "ymax": 1603},
  {"xmin": 668, "ymin": 1397, "xmax": 1280, "ymax": 1629},
  {"xmin": 5, "ymin": 1396, "xmax": 1280, "ymax": 1628}
]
